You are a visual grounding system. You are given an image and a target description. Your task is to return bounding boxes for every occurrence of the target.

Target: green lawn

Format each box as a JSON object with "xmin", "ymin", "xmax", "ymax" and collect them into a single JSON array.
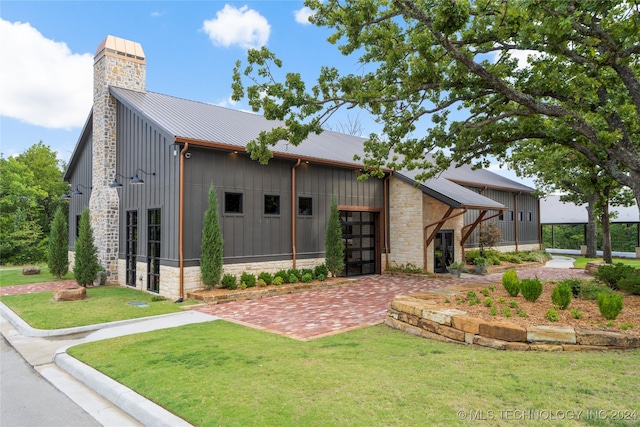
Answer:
[
  {"xmin": 572, "ymin": 257, "xmax": 640, "ymax": 269},
  {"xmin": 69, "ymin": 321, "xmax": 640, "ymax": 427},
  {"xmin": 0, "ymin": 266, "xmax": 72, "ymax": 287},
  {"xmin": 0, "ymin": 286, "xmax": 195, "ymax": 329}
]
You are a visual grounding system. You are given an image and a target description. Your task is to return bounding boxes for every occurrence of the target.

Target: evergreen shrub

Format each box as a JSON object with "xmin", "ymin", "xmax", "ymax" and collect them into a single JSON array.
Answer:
[
  {"xmin": 258, "ymin": 272, "xmax": 273, "ymax": 286},
  {"xmin": 597, "ymin": 293, "xmax": 624, "ymax": 320},
  {"xmin": 502, "ymin": 269, "xmax": 520, "ymax": 297},
  {"xmin": 240, "ymin": 272, "xmax": 256, "ymax": 288},
  {"xmin": 520, "ymin": 277, "xmax": 543, "ymax": 302},
  {"xmin": 551, "ymin": 283, "xmax": 572, "ymax": 310},
  {"xmin": 221, "ymin": 274, "xmax": 237, "ymax": 290}
]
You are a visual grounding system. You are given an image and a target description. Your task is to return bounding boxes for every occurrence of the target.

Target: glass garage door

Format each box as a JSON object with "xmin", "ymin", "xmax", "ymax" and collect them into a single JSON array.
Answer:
[{"xmin": 340, "ymin": 211, "xmax": 377, "ymax": 276}]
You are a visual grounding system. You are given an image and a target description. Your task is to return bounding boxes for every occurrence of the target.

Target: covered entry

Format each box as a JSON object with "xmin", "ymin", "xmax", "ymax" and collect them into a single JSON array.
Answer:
[
  {"xmin": 340, "ymin": 210, "xmax": 380, "ymax": 276},
  {"xmin": 433, "ymin": 230, "xmax": 454, "ymax": 273}
]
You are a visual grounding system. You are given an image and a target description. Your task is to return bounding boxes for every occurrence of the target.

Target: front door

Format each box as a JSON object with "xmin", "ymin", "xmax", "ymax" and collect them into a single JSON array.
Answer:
[
  {"xmin": 147, "ymin": 209, "xmax": 161, "ymax": 293},
  {"xmin": 434, "ymin": 230, "xmax": 454, "ymax": 273},
  {"xmin": 340, "ymin": 211, "xmax": 378, "ymax": 276}
]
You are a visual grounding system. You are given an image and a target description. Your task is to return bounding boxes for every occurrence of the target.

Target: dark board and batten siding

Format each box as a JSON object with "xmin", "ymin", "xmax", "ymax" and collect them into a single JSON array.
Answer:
[
  {"xmin": 182, "ymin": 148, "xmax": 385, "ymax": 266},
  {"xmin": 114, "ymin": 103, "xmax": 180, "ymax": 264},
  {"xmin": 67, "ymin": 129, "xmax": 93, "ymax": 249},
  {"xmin": 462, "ymin": 187, "xmax": 539, "ymax": 248}
]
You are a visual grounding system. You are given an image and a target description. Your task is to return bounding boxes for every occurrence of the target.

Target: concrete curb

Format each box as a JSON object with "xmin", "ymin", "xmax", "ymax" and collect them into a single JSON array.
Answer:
[
  {"xmin": 54, "ymin": 353, "xmax": 192, "ymax": 427},
  {"xmin": 0, "ymin": 301, "xmax": 200, "ymax": 338}
]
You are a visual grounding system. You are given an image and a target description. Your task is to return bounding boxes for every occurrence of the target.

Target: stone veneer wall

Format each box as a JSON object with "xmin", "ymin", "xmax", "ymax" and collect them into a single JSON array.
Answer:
[
  {"xmin": 119, "ymin": 257, "xmax": 326, "ymax": 300},
  {"xmin": 90, "ymin": 46, "xmax": 146, "ymax": 284},
  {"xmin": 388, "ymin": 177, "xmax": 424, "ymax": 268}
]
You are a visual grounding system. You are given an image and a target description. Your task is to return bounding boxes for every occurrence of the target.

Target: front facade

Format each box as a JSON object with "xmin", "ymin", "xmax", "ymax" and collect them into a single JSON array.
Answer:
[{"xmin": 64, "ymin": 36, "xmax": 540, "ymax": 299}]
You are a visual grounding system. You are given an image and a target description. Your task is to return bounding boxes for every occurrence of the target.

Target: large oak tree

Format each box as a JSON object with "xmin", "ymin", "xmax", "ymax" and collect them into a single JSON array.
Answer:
[{"xmin": 232, "ymin": 0, "xmax": 640, "ymax": 215}]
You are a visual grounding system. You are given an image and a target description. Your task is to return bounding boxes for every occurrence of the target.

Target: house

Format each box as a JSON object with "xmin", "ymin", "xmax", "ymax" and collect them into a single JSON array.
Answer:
[{"xmin": 64, "ymin": 36, "xmax": 541, "ymax": 299}]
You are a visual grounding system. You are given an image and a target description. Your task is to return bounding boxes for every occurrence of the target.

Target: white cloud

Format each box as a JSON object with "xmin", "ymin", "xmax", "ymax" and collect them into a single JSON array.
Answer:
[
  {"xmin": 0, "ymin": 19, "xmax": 93, "ymax": 129},
  {"xmin": 202, "ymin": 5, "xmax": 270, "ymax": 49},
  {"xmin": 294, "ymin": 7, "xmax": 313, "ymax": 25}
]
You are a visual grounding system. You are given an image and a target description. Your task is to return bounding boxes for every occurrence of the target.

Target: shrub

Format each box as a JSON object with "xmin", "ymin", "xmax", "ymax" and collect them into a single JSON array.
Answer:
[
  {"xmin": 502, "ymin": 307, "xmax": 512, "ymax": 318},
  {"xmin": 551, "ymin": 283, "xmax": 572, "ymax": 310},
  {"xmin": 221, "ymin": 274, "xmax": 237, "ymax": 290},
  {"xmin": 301, "ymin": 273, "xmax": 313, "ymax": 283},
  {"xmin": 502, "ymin": 269, "xmax": 520, "ymax": 297},
  {"xmin": 74, "ymin": 208, "xmax": 100, "ymax": 287},
  {"xmin": 509, "ymin": 301, "xmax": 518, "ymax": 309},
  {"xmin": 594, "ymin": 263, "xmax": 636, "ymax": 289},
  {"xmin": 544, "ymin": 308, "xmax": 559, "ymax": 322},
  {"xmin": 273, "ymin": 276, "xmax": 284, "ymax": 286},
  {"xmin": 570, "ymin": 308, "xmax": 583, "ymax": 319},
  {"xmin": 288, "ymin": 274, "xmax": 299, "ymax": 284},
  {"xmin": 516, "ymin": 309, "xmax": 527, "ymax": 317},
  {"xmin": 316, "ymin": 273, "xmax": 326, "ymax": 282},
  {"xmin": 314, "ymin": 264, "xmax": 329, "ymax": 279},
  {"xmin": 498, "ymin": 253, "xmax": 522, "ymax": 264},
  {"xmin": 240, "ymin": 272, "xmax": 256, "ymax": 288},
  {"xmin": 300, "ymin": 268, "xmax": 314, "ymax": 279},
  {"xmin": 274, "ymin": 270, "xmax": 289, "ymax": 283},
  {"xmin": 618, "ymin": 273, "xmax": 640, "ymax": 295},
  {"xmin": 520, "ymin": 277, "xmax": 543, "ymax": 302},
  {"xmin": 47, "ymin": 206, "xmax": 69, "ymax": 279},
  {"xmin": 489, "ymin": 306, "xmax": 497, "ymax": 316},
  {"xmin": 200, "ymin": 184, "xmax": 224, "ymax": 288},
  {"xmin": 519, "ymin": 250, "xmax": 552, "ymax": 263},
  {"xmin": 258, "ymin": 272, "xmax": 273, "ymax": 286},
  {"xmin": 257, "ymin": 278, "xmax": 267, "ymax": 287},
  {"xmin": 597, "ymin": 293, "xmax": 623, "ymax": 320},
  {"xmin": 325, "ymin": 196, "xmax": 345, "ymax": 277},
  {"xmin": 483, "ymin": 297, "xmax": 493, "ymax": 307},
  {"xmin": 579, "ymin": 281, "xmax": 616, "ymax": 300},
  {"xmin": 287, "ymin": 268, "xmax": 302, "ymax": 281}
]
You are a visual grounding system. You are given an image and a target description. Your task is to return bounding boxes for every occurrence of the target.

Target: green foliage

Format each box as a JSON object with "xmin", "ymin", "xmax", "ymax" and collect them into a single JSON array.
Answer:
[
  {"xmin": 551, "ymin": 283, "xmax": 572, "ymax": 310},
  {"xmin": 240, "ymin": 272, "xmax": 256, "ymax": 288},
  {"xmin": 288, "ymin": 274, "xmax": 299, "ymax": 284},
  {"xmin": 200, "ymin": 184, "xmax": 224, "ymax": 289},
  {"xmin": 47, "ymin": 206, "xmax": 68, "ymax": 279},
  {"xmin": 301, "ymin": 273, "xmax": 313, "ymax": 283},
  {"xmin": 516, "ymin": 309, "xmax": 527, "ymax": 318},
  {"xmin": 509, "ymin": 301, "xmax": 518, "ymax": 309},
  {"xmin": 481, "ymin": 287, "xmax": 490, "ymax": 297},
  {"xmin": 232, "ymin": 0, "xmax": 640, "ymax": 208},
  {"xmin": 221, "ymin": 274, "xmax": 237, "ymax": 290},
  {"xmin": 483, "ymin": 297, "xmax": 493, "ymax": 307},
  {"xmin": 501, "ymin": 269, "xmax": 519, "ymax": 297},
  {"xmin": 578, "ymin": 281, "xmax": 616, "ymax": 300},
  {"xmin": 519, "ymin": 251, "xmax": 553, "ymax": 263},
  {"xmin": 544, "ymin": 308, "xmax": 559, "ymax": 322},
  {"xmin": 501, "ymin": 307, "xmax": 512, "ymax": 318},
  {"xmin": 620, "ymin": 322, "xmax": 635, "ymax": 331},
  {"xmin": 489, "ymin": 306, "xmax": 497, "ymax": 316},
  {"xmin": 314, "ymin": 264, "xmax": 329, "ymax": 279},
  {"xmin": 597, "ymin": 293, "xmax": 624, "ymax": 320},
  {"xmin": 273, "ymin": 276, "xmax": 284, "ymax": 286},
  {"xmin": 520, "ymin": 277, "xmax": 543, "ymax": 302},
  {"xmin": 316, "ymin": 274, "xmax": 326, "ymax": 282},
  {"xmin": 498, "ymin": 253, "xmax": 522, "ymax": 264},
  {"xmin": 478, "ymin": 223, "xmax": 502, "ymax": 252},
  {"xmin": 325, "ymin": 197, "xmax": 344, "ymax": 277},
  {"xmin": 300, "ymin": 268, "xmax": 314, "ymax": 279},
  {"xmin": 618, "ymin": 274, "xmax": 640, "ymax": 295},
  {"xmin": 287, "ymin": 268, "xmax": 302, "ymax": 281},
  {"xmin": 258, "ymin": 272, "xmax": 273, "ymax": 286},
  {"xmin": 274, "ymin": 270, "xmax": 289, "ymax": 283},
  {"xmin": 74, "ymin": 208, "xmax": 99, "ymax": 287},
  {"xmin": 570, "ymin": 309, "xmax": 583, "ymax": 320},
  {"xmin": 594, "ymin": 263, "xmax": 637, "ymax": 290}
]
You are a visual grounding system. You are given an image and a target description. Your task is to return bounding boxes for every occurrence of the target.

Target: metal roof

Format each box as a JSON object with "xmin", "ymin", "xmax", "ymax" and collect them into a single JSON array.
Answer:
[
  {"xmin": 107, "ymin": 87, "xmax": 525, "ymax": 210},
  {"xmin": 540, "ymin": 195, "xmax": 640, "ymax": 224}
]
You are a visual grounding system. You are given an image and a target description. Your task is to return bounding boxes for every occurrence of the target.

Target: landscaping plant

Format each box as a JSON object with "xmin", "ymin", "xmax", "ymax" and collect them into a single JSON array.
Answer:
[
  {"xmin": 221, "ymin": 274, "xmax": 237, "ymax": 290},
  {"xmin": 258, "ymin": 272, "xmax": 273, "ymax": 286},
  {"xmin": 314, "ymin": 264, "xmax": 328, "ymax": 279},
  {"xmin": 501, "ymin": 269, "xmax": 519, "ymax": 297},
  {"xmin": 74, "ymin": 208, "xmax": 100, "ymax": 287},
  {"xmin": 519, "ymin": 277, "xmax": 543, "ymax": 302},
  {"xmin": 325, "ymin": 196, "xmax": 345, "ymax": 277},
  {"xmin": 200, "ymin": 183, "xmax": 224, "ymax": 289},
  {"xmin": 47, "ymin": 206, "xmax": 69, "ymax": 279},
  {"xmin": 240, "ymin": 272, "xmax": 256, "ymax": 288},
  {"xmin": 544, "ymin": 308, "xmax": 559, "ymax": 322},
  {"xmin": 551, "ymin": 283, "xmax": 572, "ymax": 310},
  {"xmin": 594, "ymin": 263, "xmax": 637, "ymax": 290},
  {"xmin": 597, "ymin": 293, "xmax": 624, "ymax": 320}
]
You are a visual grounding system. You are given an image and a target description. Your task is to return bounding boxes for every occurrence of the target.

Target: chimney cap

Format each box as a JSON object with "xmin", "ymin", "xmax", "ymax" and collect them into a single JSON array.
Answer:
[{"xmin": 95, "ymin": 35, "xmax": 145, "ymax": 64}]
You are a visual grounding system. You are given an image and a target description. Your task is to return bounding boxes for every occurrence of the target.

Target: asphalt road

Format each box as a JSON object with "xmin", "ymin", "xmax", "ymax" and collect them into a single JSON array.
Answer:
[{"xmin": 0, "ymin": 336, "xmax": 101, "ymax": 427}]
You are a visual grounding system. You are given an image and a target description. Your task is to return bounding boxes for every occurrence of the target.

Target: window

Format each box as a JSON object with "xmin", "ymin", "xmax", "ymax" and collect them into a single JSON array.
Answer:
[
  {"xmin": 76, "ymin": 215, "xmax": 81, "ymax": 238},
  {"xmin": 498, "ymin": 212, "xmax": 504, "ymax": 221},
  {"xmin": 527, "ymin": 211, "xmax": 533, "ymax": 222},
  {"xmin": 126, "ymin": 211, "xmax": 138, "ymax": 287},
  {"xmin": 508, "ymin": 210, "xmax": 514, "ymax": 221},
  {"xmin": 147, "ymin": 209, "xmax": 161, "ymax": 293},
  {"xmin": 224, "ymin": 192, "xmax": 243, "ymax": 214},
  {"xmin": 518, "ymin": 211, "xmax": 523, "ymax": 222},
  {"xmin": 264, "ymin": 195, "xmax": 280, "ymax": 215},
  {"xmin": 298, "ymin": 197, "xmax": 313, "ymax": 216}
]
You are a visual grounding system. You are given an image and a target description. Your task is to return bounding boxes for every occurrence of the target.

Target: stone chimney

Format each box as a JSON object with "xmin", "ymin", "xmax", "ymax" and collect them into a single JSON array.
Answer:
[{"xmin": 89, "ymin": 36, "xmax": 146, "ymax": 282}]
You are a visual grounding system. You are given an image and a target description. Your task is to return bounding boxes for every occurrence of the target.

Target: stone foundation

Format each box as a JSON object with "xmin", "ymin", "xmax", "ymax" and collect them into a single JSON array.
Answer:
[{"xmin": 386, "ymin": 292, "xmax": 639, "ymax": 351}]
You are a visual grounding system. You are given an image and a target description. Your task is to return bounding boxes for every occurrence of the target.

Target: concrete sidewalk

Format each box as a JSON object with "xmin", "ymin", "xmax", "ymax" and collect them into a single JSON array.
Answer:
[{"xmin": 0, "ymin": 304, "xmax": 217, "ymax": 426}]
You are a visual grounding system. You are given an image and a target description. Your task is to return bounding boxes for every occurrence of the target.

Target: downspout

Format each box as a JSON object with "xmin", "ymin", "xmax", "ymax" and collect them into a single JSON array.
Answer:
[
  {"xmin": 179, "ymin": 142, "xmax": 189, "ymax": 300},
  {"xmin": 513, "ymin": 192, "xmax": 521, "ymax": 252},
  {"xmin": 291, "ymin": 159, "xmax": 301, "ymax": 269},
  {"xmin": 383, "ymin": 172, "xmax": 392, "ymax": 270},
  {"xmin": 537, "ymin": 198, "xmax": 542, "ymax": 250}
]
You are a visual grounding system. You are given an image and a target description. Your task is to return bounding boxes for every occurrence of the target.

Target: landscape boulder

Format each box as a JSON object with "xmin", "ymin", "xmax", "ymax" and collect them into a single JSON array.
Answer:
[
  {"xmin": 53, "ymin": 286, "xmax": 87, "ymax": 302},
  {"xmin": 22, "ymin": 267, "xmax": 41, "ymax": 276}
]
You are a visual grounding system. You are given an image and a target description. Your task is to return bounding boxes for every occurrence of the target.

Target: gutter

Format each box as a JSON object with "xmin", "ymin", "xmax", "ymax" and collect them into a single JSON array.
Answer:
[
  {"xmin": 383, "ymin": 172, "xmax": 392, "ymax": 270},
  {"xmin": 291, "ymin": 159, "xmax": 301, "ymax": 268},
  {"xmin": 179, "ymin": 142, "xmax": 189, "ymax": 299}
]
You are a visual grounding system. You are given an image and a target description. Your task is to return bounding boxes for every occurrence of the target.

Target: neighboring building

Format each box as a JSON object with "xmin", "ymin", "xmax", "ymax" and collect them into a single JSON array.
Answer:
[{"xmin": 64, "ymin": 36, "xmax": 540, "ymax": 299}]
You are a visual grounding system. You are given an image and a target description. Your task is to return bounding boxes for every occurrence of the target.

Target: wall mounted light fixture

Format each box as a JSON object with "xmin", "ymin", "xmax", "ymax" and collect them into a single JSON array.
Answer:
[
  {"xmin": 71, "ymin": 184, "xmax": 92, "ymax": 196},
  {"xmin": 130, "ymin": 169, "xmax": 156, "ymax": 185},
  {"xmin": 110, "ymin": 173, "xmax": 133, "ymax": 188}
]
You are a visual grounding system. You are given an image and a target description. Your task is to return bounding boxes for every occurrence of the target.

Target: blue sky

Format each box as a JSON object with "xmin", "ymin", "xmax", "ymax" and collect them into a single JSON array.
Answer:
[{"xmin": 0, "ymin": 0, "xmax": 534, "ymax": 186}]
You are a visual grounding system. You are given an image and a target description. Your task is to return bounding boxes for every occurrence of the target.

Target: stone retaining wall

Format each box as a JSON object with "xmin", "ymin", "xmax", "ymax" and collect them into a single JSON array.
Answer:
[{"xmin": 386, "ymin": 294, "xmax": 639, "ymax": 351}]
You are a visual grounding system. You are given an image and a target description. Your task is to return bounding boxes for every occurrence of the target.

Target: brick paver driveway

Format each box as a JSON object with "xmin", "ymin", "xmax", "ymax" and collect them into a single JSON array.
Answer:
[{"xmin": 193, "ymin": 267, "xmax": 590, "ymax": 340}]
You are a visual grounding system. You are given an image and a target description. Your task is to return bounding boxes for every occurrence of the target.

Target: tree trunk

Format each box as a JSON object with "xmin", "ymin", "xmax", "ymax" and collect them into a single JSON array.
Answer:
[
  {"xmin": 601, "ymin": 187, "xmax": 613, "ymax": 264},
  {"xmin": 585, "ymin": 194, "xmax": 598, "ymax": 258}
]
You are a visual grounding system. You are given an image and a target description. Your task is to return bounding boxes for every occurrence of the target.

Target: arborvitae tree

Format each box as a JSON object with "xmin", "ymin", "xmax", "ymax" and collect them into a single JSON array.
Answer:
[
  {"xmin": 74, "ymin": 208, "xmax": 99, "ymax": 287},
  {"xmin": 200, "ymin": 183, "xmax": 224, "ymax": 288},
  {"xmin": 325, "ymin": 196, "xmax": 345, "ymax": 277},
  {"xmin": 47, "ymin": 206, "xmax": 68, "ymax": 279}
]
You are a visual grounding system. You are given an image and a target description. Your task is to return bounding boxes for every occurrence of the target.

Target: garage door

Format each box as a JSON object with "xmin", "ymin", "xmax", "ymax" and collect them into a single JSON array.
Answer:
[{"xmin": 340, "ymin": 211, "xmax": 377, "ymax": 276}]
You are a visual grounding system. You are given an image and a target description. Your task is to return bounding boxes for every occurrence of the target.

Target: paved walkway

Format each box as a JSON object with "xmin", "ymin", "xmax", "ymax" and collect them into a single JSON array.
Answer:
[
  {"xmin": 193, "ymin": 266, "xmax": 590, "ymax": 340},
  {"xmin": 0, "ymin": 280, "xmax": 77, "ymax": 296}
]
